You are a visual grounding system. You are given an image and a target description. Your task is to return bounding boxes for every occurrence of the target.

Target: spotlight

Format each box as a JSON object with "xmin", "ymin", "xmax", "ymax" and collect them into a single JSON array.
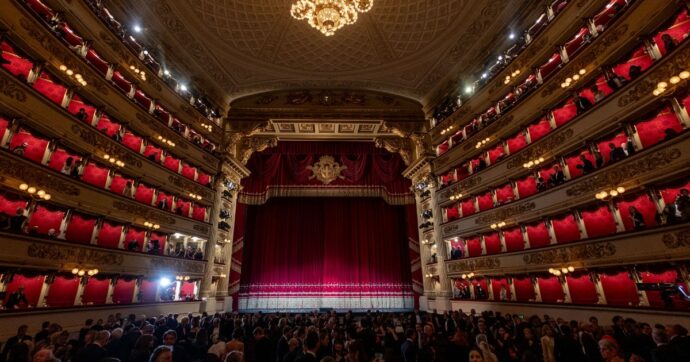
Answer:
[
  {"xmin": 509, "ymin": 32, "xmax": 515, "ymax": 40},
  {"xmin": 133, "ymin": 25, "xmax": 142, "ymax": 33},
  {"xmin": 180, "ymin": 84, "xmax": 188, "ymax": 92},
  {"xmin": 464, "ymin": 86, "xmax": 473, "ymax": 94},
  {"xmin": 159, "ymin": 277, "xmax": 172, "ymax": 287}
]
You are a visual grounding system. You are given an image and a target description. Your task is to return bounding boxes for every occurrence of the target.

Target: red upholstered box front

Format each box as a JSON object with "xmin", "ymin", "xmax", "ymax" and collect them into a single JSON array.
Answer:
[
  {"xmin": 4, "ymin": 274, "xmax": 44, "ymax": 307},
  {"xmin": 1, "ymin": 41, "xmax": 33, "ymax": 79},
  {"xmin": 483, "ymin": 232, "xmax": 502, "ymax": 255},
  {"xmin": 85, "ymin": 49, "xmax": 110, "ymax": 76},
  {"xmin": 27, "ymin": 205, "xmax": 65, "ymax": 235},
  {"xmin": 633, "ymin": 108, "xmax": 683, "ymax": 149},
  {"xmin": 506, "ymin": 132, "xmax": 528, "ymax": 154},
  {"xmin": 503, "ymin": 226, "xmax": 524, "ymax": 252},
  {"xmin": 551, "ymin": 213, "xmax": 581, "ymax": 244},
  {"xmin": 109, "ymin": 174, "xmax": 133, "ymax": 196},
  {"xmin": 46, "ymin": 275, "xmax": 79, "ymax": 308},
  {"xmin": 527, "ymin": 117, "xmax": 552, "ymax": 143},
  {"xmin": 0, "ymin": 193, "xmax": 28, "ymax": 216},
  {"xmin": 9, "ymin": 131, "xmax": 49, "ymax": 163},
  {"xmin": 81, "ymin": 162, "xmax": 109, "ymax": 189},
  {"xmin": 552, "ymin": 98, "xmax": 578, "ymax": 127},
  {"xmin": 32, "ymin": 72, "xmax": 68, "ymax": 106},
  {"xmin": 538, "ymin": 52, "xmax": 562, "ymax": 80},
  {"xmin": 111, "ymin": 71, "xmax": 132, "ymax": 93},
  {"xmin": 580, "ymin": 205, "xmax": 618, "ymax": 239},
  {"xmin": 112, "ymin": 278, "xmax": 135, "ymax": 304},
  {"xmin": 460, "ymin": 198, "xmax": 476, "ymax": 217},
  {"xmin": 516, "ymin": 175, "xmax": 538, "ymax": 199},
  {"xmin": 653, "ymin": 9, "xmax": 690, "ymax": 56},
  {"xmin": 538, "ymin": 276, "xmax": 565, "ymax": 303},
  {"xmin": 525, "ymin": 221, "xmax": 551, "ymax": 248},
  {"xmin": 466, "ymin": 237, "xmax": 482, "ymax": 257},
  {"xmin": 593, "ymin": 0, "xmax": 626, "ymax": 30},
  {"xmin": 134, "ymin": 184, "xmax": 154, "ymax": 205},
  {"xmin": 513, "ymin": 276, "xmax": 535, "ymax": 302},
  {"xmin": 491, "ymin": 277, "xmax": 511, "ymax": 301},
  {"xmin": 437, "ymin": 141, "xmax": 449, "ymax": 156},
  {"xmin": 495, "ymin": 183, "xmax": 515, "ymax": 205},
  {"xmin": 81, "ymin": 277, "xmax": 109, "ymax": 305},
  {"xmin": 476, "ymin": 192, "xmax": 494, "ymax": 212},
  {"xmin": 616, "ymin": 193, "xmax": 659, "ymax": 231},
  {"xmin": 65, "ymin": 213, "xmax": 96, "ymax": 244},
  {"xmin": 134, "ymin": 90, "xmax": 152, "ymax": 110},
  {"xmin": 612, "ymin": 45, "xmax": 654, "ymax": 80},
  {"xmin": 566, "ymin": 274, "xmax": 599, "ymax": 305},
  {"xmin": 488, "ymin": 145, "xmax": 505, "ymax": 164},
  {"xmin": 47, "ymin": 148, "xmax": 80, "ymax": 173},
  {"xmin": 445, "ymin": 205, "xmax": 460, "ymax": 221},
  {"xmin": 60, "ymin": 24, "xmax": 83, "ymax": 47},
  {"xmin": 164, "ymin": 155, "xmax": 181, "ymax": 173},
  {"xmin": 97, "ymin": 221, "xmax": 123, "ymax": 249},
  {"xmin": 600, "ymin": 271, "xmax": 639, "ymax": 307},
  {"xmin": 95, "ymin": 114, "xmax": 122, "ymax": 138},
  {"xmin": 563, "ymin": 27, "xmax": 590, "ymax": 58},
  {"xmin": 122, "ymin": 132, "xmax": 143, "ymax": 153}
]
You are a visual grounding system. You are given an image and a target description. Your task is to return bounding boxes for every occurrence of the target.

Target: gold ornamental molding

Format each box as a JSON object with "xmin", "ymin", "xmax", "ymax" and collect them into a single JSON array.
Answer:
[
  {"xmin": 473, "ymin": 202, "xmax": 537, "ymax": 226},
  {"xmin": 447, "ymin": 258, "xmax": 501, "ymax": 273},
  {"xmin": 307, "ymin": 155, "xmax": 347, "ymax": 184},
  {"xmin": 27, "ymin": 243, "xmax": 124, "ymax": 266},
  {"xmin": 522, "ymin": 242, "xmax": 617, "ymax": 265},
  {"xmin": 238, "ymin": 136, "xmax": 279, "ymax": 165},
  {"xmin": 662, "ymin": 229, "xmax": 690, "ymax": 249},
  {"xmin": 0, "ymin": 157, "xmax": 80, "ymax": 196},
  {"xmin": 505, "ymin": 129, "xmax": 575, "ymax": 169},
  {"xmin": 374, "ymin": 137, "xmax": 414, "ymax": 165}
]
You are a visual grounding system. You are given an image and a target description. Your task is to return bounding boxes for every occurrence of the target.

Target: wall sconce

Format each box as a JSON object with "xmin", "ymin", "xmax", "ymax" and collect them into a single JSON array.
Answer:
[
  {"xmin": 523, "ymin": 157, "xmax": 545, "ymax": 169},
  {"xmin": 449, "ymin": 192, "xmax": 463, "ymax": 201},
  {"xmin": 504, "ymin": 69, "xmax": 521, "ymax": 84},
  {"xmin": 460, "ymin": 272, "xmax": 475, "ymax": 279},
  {"xmin": 549, "ymin": 266, "xmax": 575, "ymax": 276},
  {"xmin": 59, "ymin": 65, "xmax": 88, "ymax": 86},
  {"xmin": 156, "ymin": 135, "xmax": 176, "ymax": 148},
  {"xmin": 594, "ymin": 186, "xmax": 626, "ymax": 200},
  {"xmin": 490, "ymin": 221, "xmax": 507, "ymax": 229},
  {"xmin": 653, "ymin": 71, "xmax": 690, "ymax": 96},
  {"xmin": 440, "ymin": 125, "xmax": 455, "ymax": 136},
  {"xmin": 102, "ymin": 154, "xmax": 125, "ymax": 167},
  {"xmin": 200, "ymin": 123, "xmax": 213, "ymax": 132},
  {"xmin": 129, "ymin": 65, "xmax": 146, "ymax": 81},
  {"xmin": 18, "ymin": 183, "xmax": 51, "ymax": 200},
  {"xmin": 560, "ymin": 69, "xmax": 586, "ymax": 88},
  {"xmin": 188, "ymin": 193, "xmax": 203, "ymax": 201},
  {"xmin": 72, "ymin": 268, "xmax": 98, "ymax": 276},
  {"xmin": 475, "ymin": 137, "xmax": 490, "ymax": 149},
  {"xmin": 175, "ymin": 275, "xmax": 191, "ymax": 281},
  {"xmin": 143, "ymin": 221, "xmax": 160, "ymax": 230}
]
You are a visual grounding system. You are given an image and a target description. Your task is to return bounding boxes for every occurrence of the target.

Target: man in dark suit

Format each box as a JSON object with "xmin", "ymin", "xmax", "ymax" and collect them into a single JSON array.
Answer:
[
  {"xmin": 74, "ymin": 330, "xmax": 109, "ymax": 362},
  {"xmin": 276, "ymin": 326, "xmax": 292, "ymax": 362},
  {"xmin": 162, "ymin": 329, "xmax": 188, "ymax": 362},
  {"xmin": 283, "ymin": 338, "xmax": 302, "ymax": 362},
  {"xmin": 0, "ymin": 325, "xmax": 31, "ymax": 361},
  {"xmin": 401, "ymin": 328, "xmax": 418, "ymax": 362},
  {"xmin": 253, "ymin": 327, "xmax": 273, "ymax": 362},
  {"xmin": 295, "ymin": 330, "xmax": 319, "ymax": 362}
]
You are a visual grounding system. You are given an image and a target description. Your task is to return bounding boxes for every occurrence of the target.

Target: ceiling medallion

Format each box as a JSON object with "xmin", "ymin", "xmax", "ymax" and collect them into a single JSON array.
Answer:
[{"xmin": 290, "ymin": 0, "xmax": 374, "ymax": 36}]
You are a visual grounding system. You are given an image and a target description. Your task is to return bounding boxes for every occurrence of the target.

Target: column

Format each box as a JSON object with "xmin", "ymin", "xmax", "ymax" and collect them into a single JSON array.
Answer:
[
  {"xmin": 199, "ymin": 177, "xmax": 225, "ymax": 302},
  {"xmin": 532, "ymin": 276, "xmax": 543, "ymax": 302},
  {"xmin": 428, "ymin": 180, "xmax": 453, "ymax": 312},
  {"xmin": 591, "ymin": 272, "xmax": 608, "ymax": 304},
  {"xmin": 560, "ymin": 276, "xmax": 572, "ymax": 303},
  {"xmin": 73, "ymin": 277, "xmax": 86, "ymax": 306},
  {"xmin": 174, "ymin": 281, "xmax": 182, "ymax": 301},
  {"xmin": 631, "ymin": 269, "xmax": 650, "ymax": 307},
  {"xmin": 132, "ymin": 278, "xmax": 142, "ymax": 303},
  {"xmin": 105, "ymin": 278, "xmax": 115, "ymax": 304},
  {"xmin": 37, "ymin": 276, "xmax": 51, "ymax": 308}
]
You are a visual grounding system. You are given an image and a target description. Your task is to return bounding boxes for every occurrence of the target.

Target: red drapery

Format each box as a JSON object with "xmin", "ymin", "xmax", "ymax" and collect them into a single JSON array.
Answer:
[
  {"xmin": 476, "ymin": 192, "xmax": 494, "ymax": 212},
  {"xmin": 9, "ymin": 131, "xmax": 48, "ymax": 164},
  {"xmin": 139, "ymin": 279, "xmax": 158, "ymax": 303},
  {"xmin": 503, "ymin": 226, "xmax": 524, "ymax": 252},
  {"xmin": 112, "ymin": 278, "xmax": 135, "ymax": 304},
  {"xmin": 27, "ymin": 205, "xmax": 65, "ymax": 235},
  {"xmin": 32, "ymin": 72, "xmax": 67, "ymax": 106},
  {"xmin": 634, "ymin": 108, "xmax": 683, "ymax": 148},
  {"xmin": 82, "ymin": 277, "xmax": 109, "ymax": 305},
  {"xmin": 4, "ymin": 274, "xmax": 44, "ymax": 307},
  {"xmin": 65, "ymin": 213, "xmax": 96, "ymax": 244},
  {"xmin": 460, "ymin": 198, "xmax": 476, "ymax": 217},
  {"xmin": 483, "ymin": 232, "xmax": 502, "ymax": 255},
  {"xmin": 240, "ymin": 142, "xmax": 413, "ymax": 205},
  {"xmin": 600, "ymin": 271, "xmax": 639, "ymax": 306},
  {"xmin": 566, "ymin": 273, "xmax": 599, "ymax": 305},
  {"xmin": 653, "ymin": 9, "xmax": 690, "ymax": 56},
  {"xmin": 466, "ymin": 237, "xmax": 482, "ymax": 257},
  {"xmin": 513, "ymin": 277, "xmax": 534, "ymax": 302},
  {"xmin": 516, "ymin": 176, "xmax": 538, "ymax": 199},
  {"xmin": 580, "ymin": 205, "xmax": 618, "ymax": 238},
  {"xmin": 1, "ymin": 41, "xmax": 33, "ymax": 79},
  {"xmin": 527, "ymin": 117, "xmax": 552, "ymax": 143},
  {"xmin": 0, "ymin": 193, "xmax": 28, "ymax": 216},
  {"xmin": 616, "ymin": 193, "xmax": 658, "ymax": 231},
  {"xmin": 98, "ymin": 221, "xmax": 123, "ymax": 249},
  {"xmin": 551, "ymin": 213, "xmax": 581, "ymax": 244},
  {"xmin": 525, "ymin": 221, "xmax": 551, "ymax": 248},
  {"xmin": 639, "ymin": 267, "xmax": 690, "ymax": 309},
  {"xmin": 506, "ymin": 132, "xmax": 528, "ymax": 154},
  {"xmin": 490, "ymin": 278, "xmax": 511, "ymax": 301},
  {"xmin": 238, "ymin": 197, "xmax": 413, "ymax": 311},
  {"xmin": 495, "ymin": 183, "xmax": 515, "ymax": 205},
  {"xmin": 66, "ymin": 95, "xmax": 96, "ymax": 124},
  {"xmin": 46, "ymin": 275, "xmax": 79, "ymax": 308},
  {"xmin": 538, "ymin": 276, "xmax": 565, "ymax": 303}
]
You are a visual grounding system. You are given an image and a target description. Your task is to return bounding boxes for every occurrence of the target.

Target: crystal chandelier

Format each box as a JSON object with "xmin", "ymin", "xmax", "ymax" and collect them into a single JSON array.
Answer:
[{"xmin": 291, "ymin": 0, "xmax": 374, "ymax": 36}]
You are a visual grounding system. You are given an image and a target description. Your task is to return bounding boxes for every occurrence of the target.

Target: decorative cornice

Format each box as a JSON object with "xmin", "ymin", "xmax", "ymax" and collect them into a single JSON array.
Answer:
[
  {"xmin": 238, "ymin": 136, "xmax": 278, "ymax": 164},
  {"xmin": 0, "ymin": 156, "xmax": 80, "ymax": 196},
  {"xmin": 662, "ymin": 229, "xmax": 690, "ymax": 249},
  {"xmin": 111, "ymin": 200, "xmax": 176, "ymax": 225},
  {"xmin": 70, "ymin": 125, "xmax": 143, "ymax": 168},
  {"xmin": 474, "ymin": 202, "xmax": 537, "ymax": 225},
  {"xmin": 447, "ymin": 257, "xmax": 501, "ymax": 273},
  {"xmin": 0, "ymin": 73, "xmax": 27, "ymax": 102},
  {"xmin": 374, "ymin": 137, "xmax": 414, "ymax": 165},
  {"xmin": 27, "ymin": 242, "xmax": 124, "ymax": 266},
  {"xmin": 506, "ymin": 129, "xmax": 575, "ymax": 169},
  {"xmin": 522, "ymin": 242, "xmax": 617, "ymax": 265}
]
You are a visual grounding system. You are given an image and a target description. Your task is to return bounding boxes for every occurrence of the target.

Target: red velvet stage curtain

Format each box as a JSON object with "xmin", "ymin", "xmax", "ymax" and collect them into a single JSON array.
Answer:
[
  {"xmin": 600, "ymin": 271, "xmax": 639, "ymax": 306},
  {"xmin": 230, "ymin": 202, "xmax": 247, "ymax": 309},
  {"xmin": 112, "ymin": 278, "xmax": 135, "ymax": 304},
  {"xmin": 33, "ymin": 72, "xmax": 67, "ymax": 106},
  {"xmin": 122, "ymin": 132, "xmax": 143, "ymax": 153},
  {"xmin": 634, "ymin": 108, "xmax": 683, "ymax": 148},
  {"xmin": 95, "ymin": 114, "xmax": 121, "ymax": 138},
  {"xmin": 460, "ymin": 198, "xmax": 476, "ymax": 217},
  {"xmin": 616, "ymin": 193, "xmax": 658, "ymax": 231},
  {"xmin": 67, "ymin": 95, "xmax": 96, "ymax": 124},
  {"xmin": 139, "ymin": 280, "xmax": 158, "ymax": 303},
  {"xmin": 613, "ymin": 45, "xmax": 654, "ymax": 80},
  {"xmin": 490, "ymin": 278, "xmax": 511, "ymax": 301},
  {"xmin": 506, "ymin": 132, "xmax": 528, "ymax": 154},
  {"xmin": 241, "ymin": 142, "xmax": 411, "ymax": 202},
  {"xmin": 653, "ymin": 9, "xmax": 690, "ymax": 56},
  {"xmin": 527, "ymin": 117, "xmax": 552, "ymax": 143},
  {"xmin": 27, "ymin": 204, "xmax": 65, "ymax": 235},
  {"xmin": 81, "ymin": 277, "xmax": 109, "ymax": 305},
  {"xmin": 551, "ymin": 213, "xmax": 581, "ymax": 244},
  {"xmin": 538, "ymin": 276, "xmax": 565, "ymax": 303},
  {"xmin": 495, "ymin": 183, "xmax": 515, "ymax": 205},
  {"xmin": 65, "ymin": 213, "xmax": 96, "ymax": 244},
  {"xmin": 1, "ymin": 41, "xmax": 34, "ymax": 79},
  {"xmin": 97, "ymin": 221, "xmax": 123, "ymax": 249},
  {"xmin": 525, "ymin": 221, "xmax": 551, "ymax": 248},
  {"xmin": 483, "ymin": 232, "xmax": 502, "ymax": 255},
  {"xmin": 516, "ymin": 175, "xmax": 538, "ymax": 199},
  {"xmin": 466, "ymin": 237, "xmax": 482, "ymax": 257},
  {"xmin": 566, "ymin": 273, "xmax": 599, "ymax": 305},
  {"xmin": 4, "ymin": 274, "xmax": 44, "ymax": 307},
  {"xmin": 580, "ymin": 205, "xmax": 618, "ymax": 238},
  {"xmin": 0, "ymin": 193, "xmax": 29, "ymax": 216},
  {"xmin": 476, "ymin": 192, "xmax": 494, "ymax": 212},
  {"xmin": 503, "ymin": 226, "xmax": 525, "ymax": 252},
  {"xmin": 9, "ymin": 131, "xmax": 49, "ymax": 163},
  {"xmin": 238, "ymin": 197, "xmax": 413, "ymax": 310},
  {"xmin": 513, "ymin": 277, "xmax": 535, "ymax": 302},
  {"xmin": 46, "ymin": 275, "xmax": 79, "ymax": 308},
  {"xmin": 81, "ymin": 162, "xmax": 109, "ymax": 189},
  {"xmin": 552, "ymin": 99, "xmax": 578, "ymax": 127}
]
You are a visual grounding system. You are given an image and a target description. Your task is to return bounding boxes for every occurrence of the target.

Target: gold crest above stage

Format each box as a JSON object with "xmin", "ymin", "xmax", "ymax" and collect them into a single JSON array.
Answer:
[{"xmin": 307, "ymin": 156, "xmax": 347, "ymax": 184}]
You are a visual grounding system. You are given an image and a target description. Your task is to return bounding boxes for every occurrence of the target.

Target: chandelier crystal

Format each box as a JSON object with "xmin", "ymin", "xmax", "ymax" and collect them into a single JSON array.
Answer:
[{"xmin": 291, "ymin": 0, "xmax": 374, "ymax": 36}]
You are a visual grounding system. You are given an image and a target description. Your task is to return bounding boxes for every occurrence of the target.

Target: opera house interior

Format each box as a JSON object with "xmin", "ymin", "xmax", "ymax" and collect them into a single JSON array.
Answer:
[{"xmin": 0, "ymin": 0, "xmax": 689, "ymax": 361}]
